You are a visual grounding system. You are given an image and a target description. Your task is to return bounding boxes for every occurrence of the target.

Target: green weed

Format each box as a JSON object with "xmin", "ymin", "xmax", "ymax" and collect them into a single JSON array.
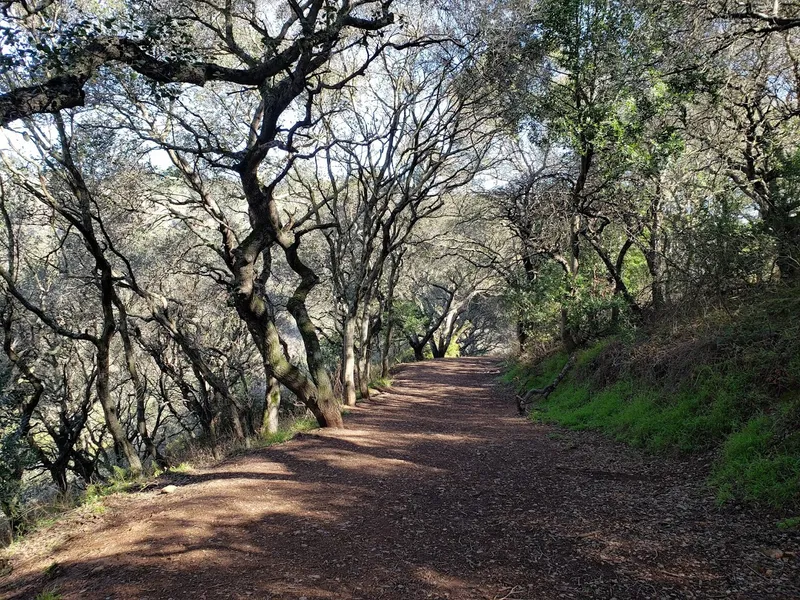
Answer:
[
  {"xmin": 510, "ymin": 291, "xmax": 800, "ymax": 510},
  {"xmin": 369, "ymin": 376, "xmax": 393, "ymax": 389},
  {"xmin": 255, "ymin": 416, "xmax": 318, "ymax": 447},
  {"xmin": 43, "ymin": 562, "xmax": 62, "ymax": 580},
  {"xmin": 84, "ymin": 467, "xmax": 141, "ymax": 505},
  {"xmin": 777, "ymin": 516, "xmax": 800, "ymax": 530}
]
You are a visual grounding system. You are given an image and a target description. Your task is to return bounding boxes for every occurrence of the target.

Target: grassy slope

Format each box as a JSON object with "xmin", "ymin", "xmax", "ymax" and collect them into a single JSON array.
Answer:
[{"xmin": 503, "ymin": 289, "xmax": 800, "ymax": 513}]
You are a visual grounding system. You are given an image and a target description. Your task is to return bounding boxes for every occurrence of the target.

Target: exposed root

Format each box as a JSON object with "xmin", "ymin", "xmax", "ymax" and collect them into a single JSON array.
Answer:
[{"xmin": 516, "ymin": 354, "xmax": 576, "ymax": 415}]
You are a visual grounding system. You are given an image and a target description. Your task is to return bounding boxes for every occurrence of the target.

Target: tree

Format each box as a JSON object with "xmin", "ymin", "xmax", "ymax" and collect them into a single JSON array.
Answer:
[
  {"xmin": 0, "ymin": 0, "xmax": 410, "ymax": 427},
  {"xmin": 704, "ymin": 36, "xmax": 800, "ymax": 279},
  {"xmin": 303, "ymin": 44, "xmax": 495, "ymax": 403}
]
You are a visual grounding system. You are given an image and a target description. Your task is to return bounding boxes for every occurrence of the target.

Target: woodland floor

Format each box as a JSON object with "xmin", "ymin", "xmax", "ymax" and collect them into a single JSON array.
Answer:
[{"xmin": 1, "ymin": 357, "xmax": 799, "ymax": 599}]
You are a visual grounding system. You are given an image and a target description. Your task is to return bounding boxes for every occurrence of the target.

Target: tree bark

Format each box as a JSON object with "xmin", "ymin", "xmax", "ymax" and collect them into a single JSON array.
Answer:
[
  {"xmin": 262, "ymin": 377, "xmax": 281, "ymax": 435},
  {"xmin": 115, "ymin": 300, "xmax": 164, "ymax": 467},
  {"xmin": 645, "ymin": 187, "xmax": 665, "ymax": 312},
  {"xmin": 357, "ymin": 309, "xmax": 371, "ymax": 400},
  {"xmin": 342, "ymin": 315, "xmax": 358, "ymax": 407},
  {"xmin": 96, "ymin": 334, "xmax": 142, "ymax": 474}
]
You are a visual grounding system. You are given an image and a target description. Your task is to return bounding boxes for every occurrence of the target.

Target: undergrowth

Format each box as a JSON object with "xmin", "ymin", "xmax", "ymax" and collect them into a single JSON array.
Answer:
[
  {"xmin": 6, "ymin": 415, "xmax": 321, "ymax": 545},
  {"xmin": 369, "ymin": 376, "xmax": 393, "ymax": 389},
  {"xmin": 504, "ymin": 288, "xmax": 800, "ymax": 511},
  {"xmin": 252, "ymin": 416, "xmax": 319, "ymax": 447}
]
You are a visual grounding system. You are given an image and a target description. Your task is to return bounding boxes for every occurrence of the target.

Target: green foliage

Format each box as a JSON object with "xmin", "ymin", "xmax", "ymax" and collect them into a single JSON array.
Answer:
[
  {"xmin": 562, "ymin": 274, "xmax": 630, "ymax": 338},
  {"xmin": 503, "ymin": 262, "xmax": 563, "ymax": 346},
  {"xmin": 675, "ymin": 191, "xmax": 774, "ymax": 295},
  {"xmin": 777, "ymin": 516, "xmax": 800, "ymax": 530},
  {"xmin": 394, "ymin": 348, "xmax": 417, "ymax": 364},
  {"xmin": 508, "ymin": 289, "xmax": 800, "ymax": 509},
  {"xmin": 394, "ymin": 300, "xmax": 429, "ymax": 337},
  {"xmin": 84, "ymin": 467, "xmax": 141, "ymax": 505},
  {"xmin": 256, "ymin": 417, "xmax": 318, "ymax": 447},
  {"xmin": 368, "ymin": 376, "xmax": 392, "ymax": 389},
  {"xmin": 712, "ymin": 413, "xmax": 800, "ymax": 508},
  {"xmin": 34, "ymin": 590, "xmax": 62, "ymax": 600},
  {"xmin": 444, "ymin": 338, "xmax": 461, "ymax": 358}
]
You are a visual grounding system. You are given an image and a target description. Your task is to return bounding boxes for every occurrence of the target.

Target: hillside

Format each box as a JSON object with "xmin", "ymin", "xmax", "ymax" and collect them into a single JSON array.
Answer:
[{"xmin": 505, "ymin": 288, "xmax": 800, "ymax": 513}]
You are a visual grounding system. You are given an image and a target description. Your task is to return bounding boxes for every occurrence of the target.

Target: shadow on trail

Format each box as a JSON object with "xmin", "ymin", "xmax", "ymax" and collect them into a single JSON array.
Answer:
[{"xmin": 2, "ymin": 358, "xmax": 798, "ymax": 600}]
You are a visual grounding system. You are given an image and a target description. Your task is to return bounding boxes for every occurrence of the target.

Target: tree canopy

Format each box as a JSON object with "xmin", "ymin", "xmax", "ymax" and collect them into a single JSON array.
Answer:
[{"xmin": 1, "ymin": 0, "xmax": 799, "ymax": 526}]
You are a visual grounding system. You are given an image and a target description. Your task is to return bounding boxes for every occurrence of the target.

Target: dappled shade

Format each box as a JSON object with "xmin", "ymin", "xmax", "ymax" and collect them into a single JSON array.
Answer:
[{"xmin": 2, "ymin": 359, "xmax": 796, "ymax": 599}]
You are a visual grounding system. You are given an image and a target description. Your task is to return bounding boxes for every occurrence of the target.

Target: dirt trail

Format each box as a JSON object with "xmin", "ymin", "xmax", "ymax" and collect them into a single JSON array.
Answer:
[{"xmin": 2, "ymin": 357, "xmax": 798, "ymax": 599}]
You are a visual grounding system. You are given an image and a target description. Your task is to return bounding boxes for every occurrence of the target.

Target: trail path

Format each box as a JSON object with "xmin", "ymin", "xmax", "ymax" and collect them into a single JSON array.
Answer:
[{"xmin": 2, "ymin": 358, "xmax": 798, "ymax": 599}]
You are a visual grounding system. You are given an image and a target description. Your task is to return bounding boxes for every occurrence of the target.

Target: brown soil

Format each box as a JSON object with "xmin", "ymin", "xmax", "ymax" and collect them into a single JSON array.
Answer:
[{"xmin": 1, "ymin": 357, "xmax": 798, "ymax": 599}]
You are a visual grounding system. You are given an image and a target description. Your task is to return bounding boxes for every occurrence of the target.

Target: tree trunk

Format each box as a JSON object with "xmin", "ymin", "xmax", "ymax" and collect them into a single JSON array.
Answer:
[
  {"xmin": 357, "ymin": 312, "xmax": 371, "ymax": 401},
  {"xmin": 115, "ymin": 301, "xmax": 164, "ymax": 467},
  {"xmin": 342, "ymin": 315, "xmax": 358, "ymax": 407},
  {"xmin": 516, "ymin": 320, "xmax": 528, "ymax": 351},
  {"xmin": 380, "ymin": 255, "xmax": 400, "ymax": 378},
  {"xmin": 560, "ymin": 306, "xmax": 578, "ymax": 352},
  {"xmin": 434, "ymin": 306, "xmax": 463, "ymax": 358},
  {"xmin": 364, "ymin": 355, "xmax": 373, "ymax": 385},
  {"xmin": 558, "ymin": 212, "xmax": 583, "ymax": 352},
  {"xmin": 49, "ymin": 464, "xmax": 69, "ymax": 494},
  {"xmin": 645, "ymin": 188, "xmax": 665, "ymax": 312},
  {"xmin": 559, "ymin": 134, "xmax": 592, "ymax": 353},
  {"xmin": 380, "ymin": 318, "xmax": 394, "ymax": 379},
  {"xmin": 232, "ymin": 233, "xmax": 342, "ymax": 428},
  {"xmin": 261, "ymin": 315, "xmax": 343, "ymax": 428},
  {"xmin": 306, "ymin": 389, "xmax": 344, "ymax": 428},
  {"xmin": 262, "ymin": 377, "xmax": 281, "ymax": 435},
  {"xmin": 228, "ymin": 399, "xmax": 246, "ymax": 443},
  {"xmin": 96, "ymin": 337, "xmax": 142, "ymax": 474},
  {"xmin": 609, "ymin": 239, "xmax": 635, "ymax": 328},
  {"xmin": 70, "ymin": 449, "xmax": 97, "ymax": 483}
]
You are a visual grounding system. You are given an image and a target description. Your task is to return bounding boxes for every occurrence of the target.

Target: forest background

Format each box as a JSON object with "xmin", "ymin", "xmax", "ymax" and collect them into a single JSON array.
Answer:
[{"xmin": 0, "ymin": 0, "xmax": 799, "ymax": 534}]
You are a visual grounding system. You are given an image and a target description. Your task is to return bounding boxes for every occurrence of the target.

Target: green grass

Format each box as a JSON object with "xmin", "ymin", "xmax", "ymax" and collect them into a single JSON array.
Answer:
[
  {"xmin": 369, "ymin": 376, "xmax": 393, "ymax": 389},
  {"xmin": 527, "ymin": 365, "xmax": 800, "ymax": 508},
  {"xmin": 508, "ymin": 289, "xmax": 800, "ymax": 510},
  {"xmin": 711, "ymin": 413, "xmax": 800, "ymax": 508},
  {"xmin": 152, "ymin": 462, "xmax": 192, "ymax": 478},
  {"xmin": 84, "ymin": 466, "xmax": 143, "ymax": 505},
  {"xmin": 43, "ymin": 562, "xmax": 61, "ymax": 579},
  {"xmin": 255, "ymin": 416, "xmax": 319, "ymax": 447},
  {"xmin": 9, "ymin": 488, "xmax": 108, "ymax": 540},
  {"xmin": 538, "ymin": 373, "xmax": 754, "ymax": 452},
  {"xmin": 34, "ymin": 591, "xmax": 61, "ymax": 600},
  {"xmin": 778, "ymin": 516, "xmax": 800, "ymax": 530},
  {"xmin": 501, "ymin": 351, "xmax": 569, "ymax": 391}
]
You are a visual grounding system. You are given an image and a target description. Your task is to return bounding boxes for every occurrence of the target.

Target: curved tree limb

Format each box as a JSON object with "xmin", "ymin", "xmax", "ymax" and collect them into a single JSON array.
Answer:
[
  {"xmin": 0, "ymin": 3, "xmax": 395, "ymax": 127},
  {"xmin": 516, "ymin": 354, "xmax": 576, "ymax": 415}
]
